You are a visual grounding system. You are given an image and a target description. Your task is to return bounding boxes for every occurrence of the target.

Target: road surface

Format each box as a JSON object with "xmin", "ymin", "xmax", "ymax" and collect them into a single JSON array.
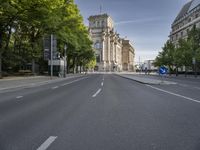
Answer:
[{"xmin": 0, "ymin": 74, "xmax": 200, "ymax": 150}]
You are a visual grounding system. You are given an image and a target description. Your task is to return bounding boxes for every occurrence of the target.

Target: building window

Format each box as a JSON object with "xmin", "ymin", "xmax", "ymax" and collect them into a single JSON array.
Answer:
[
  {"xmin": 181, "ymin": 31, "xmax": 183, "ymax": 37},
  {"xmin": 94, "ymin": 41, "xmax": 101, "ymax": 49},
  {"xmin": 96, "ymin": 54, "xmax": 100, "ymax": 63},
  {"xmin": 102, "ymin": 20, "xmax": 105, "ymax": 27},
  {"xmin": 187, "ymin": 28, "xmax": 190, "ymax": 33}
]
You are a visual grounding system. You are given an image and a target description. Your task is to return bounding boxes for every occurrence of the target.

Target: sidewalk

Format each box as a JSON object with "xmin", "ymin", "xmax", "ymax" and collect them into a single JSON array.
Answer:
[
  {"xmin": 0, "ymin": 74, "xmax": 83, "ymax": 91},
  {"xmin": 117, "ymin": 74, "xmax": 177, "ymax": 85}
]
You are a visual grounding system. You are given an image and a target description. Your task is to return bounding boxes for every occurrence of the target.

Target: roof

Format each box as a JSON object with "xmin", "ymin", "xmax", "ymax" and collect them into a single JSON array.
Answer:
[
  {"xmin": 173, "ymin": 0, "xmax": 200, "ymax": 24},
  {"xmin": 88, "ymin": 14, "xmax": 109, "ymax": 20},
  {"xmin": 173, "ymin": 1, "xmax": 193, "ymax": 24},
  {"xmin": 188, "ymin": 0, "xmax": 200, "ymax": 11}
]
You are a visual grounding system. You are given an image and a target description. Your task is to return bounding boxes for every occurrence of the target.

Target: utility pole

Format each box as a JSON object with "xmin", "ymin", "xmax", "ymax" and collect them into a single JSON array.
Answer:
[
  {"xmin": 64, "ymin": 44, "xmax": 67, "ymax": 78},
  {"xmin": 193, "ymin": 57, "xmax": 197, "ymax": 78},
  {"xmin": 50, "ymin": 34, "xmax": 53, "ymax": 79},
  {"xmin": 139, "ymin": 56, "xmax": 141, "ymax": 74},
  {"xmin": 100, "ymin": 5, "xmax": 102, "ymax": 14}
]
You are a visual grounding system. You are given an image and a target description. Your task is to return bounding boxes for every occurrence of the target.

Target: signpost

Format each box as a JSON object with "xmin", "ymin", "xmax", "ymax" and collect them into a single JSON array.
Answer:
[
  {"xmin": 159, "ymin": 66, "xmax": 168, "ymax": 83},
  {"xmin": 43, "ymin": 34, "xmax": 58, "ymax": 78}
]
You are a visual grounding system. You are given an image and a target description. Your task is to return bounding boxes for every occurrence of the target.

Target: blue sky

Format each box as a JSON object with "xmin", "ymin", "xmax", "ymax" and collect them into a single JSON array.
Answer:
[{"xmin": 74, "ymin": 0, "xmax": 189, "ymax": 63}]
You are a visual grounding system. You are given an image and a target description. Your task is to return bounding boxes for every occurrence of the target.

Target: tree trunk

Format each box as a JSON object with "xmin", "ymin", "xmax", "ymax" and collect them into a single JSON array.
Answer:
[
  {"xmin": 185, "ymin": 66, "xmax": 187, "ymax": 77},
  {"xmin": 73, "ymin": 57, "xmax": 76, "ymax": 74},
  {"xmin": 0, "ymin": 52, "xmax": 2, "ymax": 78},
  {"xmin": 32, "ymin": 59, "xmax": 35, "ymax": 75},
  {"xmin": 67, "ymin": 56, "xmax": 70, "ymax": 74},
  {"xmin": 80, "ymin": 65, "xmax": 82, "ymax": 73},
  {"xmin": 76, "ymin": 63, "xmax": 78, "ymax": 73},
  {"xmin": 0, "ymin": 31, "xmax": 2, "ymax": 78},
  {"xmin": 176, "ymin": 67, "xmax": 178, "ymax": 76}
]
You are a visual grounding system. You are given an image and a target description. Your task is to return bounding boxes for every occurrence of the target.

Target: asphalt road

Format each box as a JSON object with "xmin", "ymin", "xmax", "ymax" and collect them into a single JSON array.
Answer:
[{"xmin": 0, "ymin": 74, "xmax": 200, "ymax": 150}]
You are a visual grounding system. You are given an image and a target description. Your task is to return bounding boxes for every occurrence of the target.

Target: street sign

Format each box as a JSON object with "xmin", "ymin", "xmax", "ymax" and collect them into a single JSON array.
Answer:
[
  {"xmin": 159, "ymin": 66, "xmax": 168, "ymax": 75},
  {"xmin": 43, "ymin": 35, "xmax": 58, "ymax": 60}
]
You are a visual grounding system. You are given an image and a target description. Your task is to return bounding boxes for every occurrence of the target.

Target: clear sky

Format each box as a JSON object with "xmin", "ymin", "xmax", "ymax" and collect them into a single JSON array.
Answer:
[{"xmin": 74, "ymin": 0, "xmax": 189, "ymax": 63}]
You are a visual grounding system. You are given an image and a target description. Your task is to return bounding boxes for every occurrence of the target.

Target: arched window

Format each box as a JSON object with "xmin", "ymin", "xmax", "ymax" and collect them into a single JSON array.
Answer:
[{"xmin": 95, "ymin": 41, "xmax": 101, "ymax": 49}]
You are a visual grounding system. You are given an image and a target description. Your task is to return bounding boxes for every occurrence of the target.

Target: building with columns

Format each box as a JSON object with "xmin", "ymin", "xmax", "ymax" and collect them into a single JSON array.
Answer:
[{"xmin": 88, "ymin": 14, "xmax": 135, "ymax": 72}]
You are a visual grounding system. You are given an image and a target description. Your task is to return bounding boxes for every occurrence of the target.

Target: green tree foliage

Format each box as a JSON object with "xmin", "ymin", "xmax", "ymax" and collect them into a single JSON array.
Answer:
[
  {"xmin": 0, "ymin": 0, "xmax": 94, "ymax": 77},
  {"xmin": 154, "ymin": 41, "xmax": 175, "ymax": 74},
  {"xmin": 154, "ymin": 25, "xmax": 200, "ymax": 75}
]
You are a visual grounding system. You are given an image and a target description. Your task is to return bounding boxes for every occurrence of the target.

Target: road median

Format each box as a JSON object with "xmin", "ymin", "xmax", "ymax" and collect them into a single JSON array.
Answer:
[{"xmin": 116, "ymin": 74, "xmax": 177, "ymax": 85}]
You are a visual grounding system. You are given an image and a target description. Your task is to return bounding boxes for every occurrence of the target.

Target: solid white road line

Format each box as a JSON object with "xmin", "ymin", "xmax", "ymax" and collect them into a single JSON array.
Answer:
[
  {"xmin": 51, "ymin": 86, "xmax": 58, "ymax": 90},
  {"xmin": 37, "ymin": 136, "xmax": 57, "ymax": 150},
  {"xmin": 146, "ymin": 85, "xmax": 200, "ymax": 104},
  {"xmin": 16, "ymin": 96, "xmax": 23, "ymax": 99},
  {"xmin": 92, "ymin": 88, "xmax": 102, "ymax": 98},
  {"xmin": 61, "ymin": 77, "xmax": 88, "ymax": 86},
  {"xmin": 194, "ymin": 86, "xmax": 200, "ymax": 90}
]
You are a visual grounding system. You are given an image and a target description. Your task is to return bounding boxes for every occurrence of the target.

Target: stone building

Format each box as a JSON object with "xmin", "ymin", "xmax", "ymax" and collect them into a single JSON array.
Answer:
[
  {"xmin": 169, "ymin": 0, "xmax": 200, "ymax": 46},
  {"xmin": 88, "ymin": 14, "xmax": 135, "ymax": 72},
  {"xmin": 122, "ymin": 39, "xmax": 135, "ymax": 71}
]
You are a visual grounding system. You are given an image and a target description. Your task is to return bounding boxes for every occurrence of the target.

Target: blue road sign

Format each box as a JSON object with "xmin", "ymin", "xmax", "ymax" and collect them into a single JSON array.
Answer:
[{"xmin": 159, "ymin": 66, "xmax": 168, "ymax": 75}]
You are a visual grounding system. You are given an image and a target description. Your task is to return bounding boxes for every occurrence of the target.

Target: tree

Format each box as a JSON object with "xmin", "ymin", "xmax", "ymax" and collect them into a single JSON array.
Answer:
[
  {"xmin": 176, "ymin": 39, "xmax": 193, "ymax": 76},
  {"xmin": 154, "ymin": 41, "xmax": 175, "ymax": 74},
  {"xmin": 0, "ymin": 0, "xmax": 94, "ymax": 77},
  {"xmin": 187, "ymin": 26, "xmax": 200, "ymax": 75}
]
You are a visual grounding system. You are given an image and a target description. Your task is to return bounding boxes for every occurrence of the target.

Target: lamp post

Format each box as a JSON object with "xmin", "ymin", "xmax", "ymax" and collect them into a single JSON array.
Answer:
[
  {"xmin": 64, "ymin": 44, "xmax": 67, "ymax": 78},
  {"xmin": 193, "ymin": 57, "xmax": 197, "ymax": 78}
]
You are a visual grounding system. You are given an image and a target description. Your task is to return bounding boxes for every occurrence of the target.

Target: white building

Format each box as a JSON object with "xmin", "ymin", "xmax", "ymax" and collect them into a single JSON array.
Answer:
[{"xmin": 169, "ymin": 0, "xmax": 200, "ymax": 46}]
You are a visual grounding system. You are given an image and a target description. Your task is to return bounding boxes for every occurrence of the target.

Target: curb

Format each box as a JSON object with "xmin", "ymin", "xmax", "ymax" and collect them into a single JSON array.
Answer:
[
  {"xmin": 117, "ymin": 75, "xmax": 158, "ymax": 85},
  {"xmin": 116, "ymin": 74, "xmax": 177, "ymax": 85}
]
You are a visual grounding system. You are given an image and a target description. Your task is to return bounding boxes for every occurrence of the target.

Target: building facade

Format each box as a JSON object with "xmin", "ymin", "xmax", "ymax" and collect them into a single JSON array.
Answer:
[
  {"xmin": 122, "ymin": 39, "xmax": 135, "ymax": 71},
  {"xmin": 88, "ymin": 14, "xmax": 135, "ymax": 72},
  {"xmin": 170, "ymin": 0, "xmax": 200, "ymax": 46}
]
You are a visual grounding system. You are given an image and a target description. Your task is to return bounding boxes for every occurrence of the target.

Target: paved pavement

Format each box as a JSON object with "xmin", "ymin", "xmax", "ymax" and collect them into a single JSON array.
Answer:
[
  {"xmin": 0, "ymin": 74, "xmax": 200, "ymax": 150},
  {"xmin": 117, "ymin": 73, "xmax": 177, "ymax": 85},
  {"xmin": 0, "ymin": 74, "xmax": 83, "ymax": 92}
]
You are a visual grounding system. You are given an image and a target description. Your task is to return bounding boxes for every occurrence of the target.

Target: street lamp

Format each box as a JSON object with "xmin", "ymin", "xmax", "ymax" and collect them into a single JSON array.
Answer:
[{"xmin": 64, "ymin": 44, "xmax": 67, "ymax": 78}]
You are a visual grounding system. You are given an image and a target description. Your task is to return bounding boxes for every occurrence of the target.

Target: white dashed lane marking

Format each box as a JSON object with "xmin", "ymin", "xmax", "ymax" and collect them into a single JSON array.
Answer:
[
  {"xmin": 16, "ymin": 96, "xmax": 23, "ymax": 99},
  {"xmin": 37, "ymin": 136, "xmax": 57, "ymax": 150},
  {"xmin": 51, "ymin": 86, "xmax": 59, "ymax": 90},
  {"xmin": 92, "ymin": 88, "xmax": 102, "ymax": 98}
]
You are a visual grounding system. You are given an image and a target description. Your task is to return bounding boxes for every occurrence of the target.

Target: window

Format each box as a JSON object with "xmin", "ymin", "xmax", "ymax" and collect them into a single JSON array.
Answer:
[
  {"xmin": 95, "ymin": 41, "xmax": 101, "ymax": 49},
  {"xmin": 102, "ymin": 20, "xmax": 105, "ymax": 27},
  {"xmin": 96, "ymin": 54, "xmax": 100, "ymax": 63},
  {"xmin": 187, "ymin": 28, "xmax": 190, "ymax": 33},
  {"xmin": 181, "ymin": 31, "xmax": 183, "ymax": 37}
]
